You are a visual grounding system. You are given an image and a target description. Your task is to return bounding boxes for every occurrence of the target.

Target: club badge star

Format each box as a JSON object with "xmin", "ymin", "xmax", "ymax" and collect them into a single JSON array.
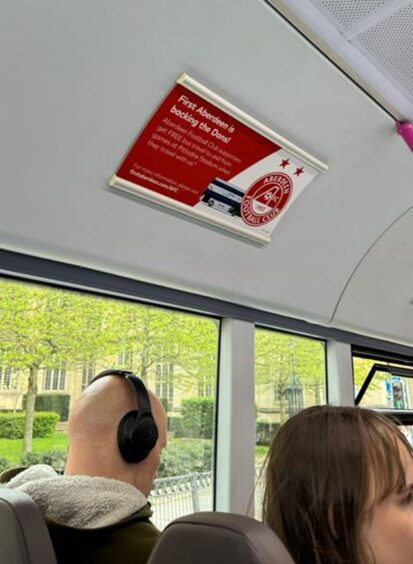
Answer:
[
  {"xmin": 280, "ymin": 158, "xmax": 290, "ymax": 169},
  {"xmin": 294, "ymin": 167, "xmax": 304, "ymax": 177}
]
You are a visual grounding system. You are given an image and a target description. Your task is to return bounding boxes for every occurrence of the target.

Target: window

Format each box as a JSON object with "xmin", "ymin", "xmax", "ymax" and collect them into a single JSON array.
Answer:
[
  {"xmin": 118, "ymin": 351, "xmax": 132, "ymax": 367},
  {"xmin": 43, "ymin": 368, "xmax": 66, "ymax": 391},
  {"xmin": 198, "ymin": 380, "xmax": 213, "ymax": 397},
  {"xmin": 81, "ymin": 365, "xmax": 94, "ymax": 391},
  {"xmin": 353, "ymin": 350, "xmax": 413, "ymax": 432},
  {"xmin": 59, "ymin": 369, "xmax": 66, "ymax": 390},
  {"xmin": 0, "ymin": 277, "xmax": 219, "ymax": 530},
  {"xmin": 0, "ymin": 367, "xmax": 12, "ymax": 390},
  {"xmin": 155, "ymin": 362, "xmax": 174, "ymax": 402},
  {"xmin": 43, "ymin": 369, "xmax": 51, "ymax": 390},
  {"xmin": 254, "ymin": 328, "xmax": 327, "ymax": 517},
  {"xmin": 353, "ymin": 351, "xmax": 413, "ymax": 447},
  {"xmin": 353, "ymin": 353, "xmax": 413, "ymax": 412}
]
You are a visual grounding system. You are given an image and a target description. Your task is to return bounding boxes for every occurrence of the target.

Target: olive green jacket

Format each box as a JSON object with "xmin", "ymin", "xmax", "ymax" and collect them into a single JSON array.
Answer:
[
  {"xmin": 46, "ymin": 507, "xmax": 160, "ymax": 564},
  {"xmin": 0, "ymin": 466, "xmax": 160, "ymax": 564}
]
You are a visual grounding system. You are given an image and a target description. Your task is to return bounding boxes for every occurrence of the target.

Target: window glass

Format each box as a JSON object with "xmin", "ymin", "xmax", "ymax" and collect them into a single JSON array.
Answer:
[
  {"xmin": 353, "ymin": 357, "xmax": 413, "ymax": 411},
  {"xmin": 254, "ymin": 328, "xmax": 327, "ymax": 517},
  {"xmin": 0, "ymin": 278, "xmax": 219, "ymax": 529}
]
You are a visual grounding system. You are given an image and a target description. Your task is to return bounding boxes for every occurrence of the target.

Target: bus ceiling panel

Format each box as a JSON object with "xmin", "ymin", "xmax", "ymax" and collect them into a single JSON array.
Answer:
[
  {"xmin": 0, "ymin": 0, "xmax": 412, "ymax": 329},
  {"xmin": 332, "ymin": 207, "xmax": 413, "ymax": 346},
  {"xmin": 268, "ymin": 0, "xmax": 413, "ymax": 121}
]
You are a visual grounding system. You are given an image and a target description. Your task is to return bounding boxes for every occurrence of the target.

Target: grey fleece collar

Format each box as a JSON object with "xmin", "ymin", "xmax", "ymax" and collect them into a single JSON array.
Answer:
[{"xmin": 6, "ymin": 464, "xmax": 147, "ymax": 529}]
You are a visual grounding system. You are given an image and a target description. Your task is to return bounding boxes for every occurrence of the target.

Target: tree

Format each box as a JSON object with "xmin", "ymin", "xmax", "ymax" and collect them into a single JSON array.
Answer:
[
  {"xmin": 0, "ymin": 281, "xmax": 115, "ymax": 453},
  {"xmin": 0, "ymin": 279, "xmax": 221, "ymax": 454},
  {"xmin": 255, "ymin": 329, "xmax": 326, "ymax": 423},
  {"xmin": 255, "ymin": 330, "xmax": 295, "ymax": 422},
  {"xmin": 110, "ymin": 303, "xmax": 219, "ymax": 395}
]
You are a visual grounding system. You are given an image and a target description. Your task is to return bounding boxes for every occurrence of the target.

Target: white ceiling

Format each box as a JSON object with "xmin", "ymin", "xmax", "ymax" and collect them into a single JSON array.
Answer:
[
  {"xmin": 270, "ymin": 0, "xmax": 413, "ymax": 120},
  {"xmin": 0, "ymin": 0, "xmax": 413, "ymax": 343}
]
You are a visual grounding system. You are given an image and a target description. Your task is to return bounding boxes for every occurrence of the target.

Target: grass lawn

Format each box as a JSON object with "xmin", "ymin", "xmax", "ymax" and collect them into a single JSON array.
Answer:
[
  {"xmin": 0, "ymin": 432, "xmax": 268, "ymax": 466},
  {"xmin": 255, "ymin": 445, "xmax": 269, "ymax": 463},
  {"xmin": 0, "ymin": 432, "xmax": 68, "ymax": 464}
]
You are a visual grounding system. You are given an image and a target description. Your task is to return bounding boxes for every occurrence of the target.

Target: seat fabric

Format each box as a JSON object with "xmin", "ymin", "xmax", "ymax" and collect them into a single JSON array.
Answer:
[
  {"xmin": 148, "ymin": 511, "xmax": 294, "ymax": 564},
  {"xmin": 0, "ymin": 488, "xmax": 57, "ymax": 564}
]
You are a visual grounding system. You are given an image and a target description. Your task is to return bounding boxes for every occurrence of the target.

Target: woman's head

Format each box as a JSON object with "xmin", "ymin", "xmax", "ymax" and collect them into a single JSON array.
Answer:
[{"xmin": 262, "ymin": 405, "xmax": 413, "ymax": 564}]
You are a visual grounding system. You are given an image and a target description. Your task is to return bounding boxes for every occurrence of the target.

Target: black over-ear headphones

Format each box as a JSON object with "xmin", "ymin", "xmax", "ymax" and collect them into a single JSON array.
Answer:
[{"xmin": 88, "ymin": 369, "xmax": 159, "ymax": 464}]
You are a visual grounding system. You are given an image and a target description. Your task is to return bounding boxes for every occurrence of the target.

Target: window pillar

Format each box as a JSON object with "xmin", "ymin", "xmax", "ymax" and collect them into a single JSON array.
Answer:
[
  {"xmin": 215, "ymin": 318, "xmax": 255, "ymax": 515},
  {"xmin": 327, "ymin": 341, "xmax": 354, "ymax": 406}
]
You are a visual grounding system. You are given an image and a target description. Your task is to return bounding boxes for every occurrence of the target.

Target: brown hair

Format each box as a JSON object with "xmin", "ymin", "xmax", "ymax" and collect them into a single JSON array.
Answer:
[{"xmin": 262, "ymin": 405, "xmax": 413, "ymax": 564}]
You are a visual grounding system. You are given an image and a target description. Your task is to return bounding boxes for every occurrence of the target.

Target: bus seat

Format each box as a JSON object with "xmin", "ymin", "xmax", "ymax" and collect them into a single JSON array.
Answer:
[
  {"xmin": 147, "ymin": 512, "xmax": 294, "ymax": 564},
  {"xmin": 0, "ymin": 488, "xmax": 57, "ymax": 564}
]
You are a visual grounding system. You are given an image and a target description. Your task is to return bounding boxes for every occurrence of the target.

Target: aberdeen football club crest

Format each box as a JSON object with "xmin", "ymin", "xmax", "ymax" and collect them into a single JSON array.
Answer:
[{"xmin": 241, "ymin": 172, "xmax": 293, "ymax": 226}]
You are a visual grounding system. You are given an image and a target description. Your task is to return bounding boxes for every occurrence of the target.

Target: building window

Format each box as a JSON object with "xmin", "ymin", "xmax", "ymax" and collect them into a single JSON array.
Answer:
[
  {"xmin": 44, "ymin": 369, "xmax": 51, "ymax": 390},
  {"xmin": 198, "ymin": 381, "xmax": 213, "ymax": 397},
  {"xmin": 155, "ymin": 362, "xmax": 174, "ymax": 402},
  {"xmin": 82, "ymin": 366, "xmax": 94, "ymax": 391},
  {"xmin": 0, "ymin": 367, "xmax": 12, "ymax": 390},
  {"xmin": 43, "ymin": 368, "xmax": 66, "ymax": 391},
  {"xmin": 118, "ymin": 351, "xmax": 132, "ymax": 367},
  {"xmin": 59, "ymin": 369, "xmax": 66, "ymax": 390}
]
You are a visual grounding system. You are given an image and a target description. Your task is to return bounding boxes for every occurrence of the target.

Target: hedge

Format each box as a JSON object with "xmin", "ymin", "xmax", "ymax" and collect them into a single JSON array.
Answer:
[
  {"xmin": 181, "ymin": 397, "xmax": 214, "ymax": 439},
  {"xmin": 21, "ymin": 450, "xmax": 67, "ymax": 473},
  {"xmin": 158, "ymin": 440, "xmax": 212, "ymax": 478},
  {"xmin": 23, "ymin": 394, "xmax": 70, "ymax": 422},
  {"xmin": 168, "ymin": 416, "xmax": 184, "ymax": 437},
  {"xmin": 16, "ymin": 441, "xmax": 211, "ymax": 477},
  {"xmin": 0, "ymin": 412, "xmax": 60, "ymax": 439},
  {"xmin": 0, "ymin": 456, "xmax": 12, "ymax": 473}
]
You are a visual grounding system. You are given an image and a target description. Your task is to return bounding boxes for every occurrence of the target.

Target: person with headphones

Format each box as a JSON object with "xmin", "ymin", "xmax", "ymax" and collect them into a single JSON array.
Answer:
[{"xmin": 1, "ymin": 369, "xmax": 168, "ymax": 564}]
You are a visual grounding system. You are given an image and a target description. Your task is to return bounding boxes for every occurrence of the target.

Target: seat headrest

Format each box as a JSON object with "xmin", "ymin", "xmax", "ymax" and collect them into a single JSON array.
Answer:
[
  {"xmin": 148, "ymin": 511, "xmax": 294, "ymax": 564},
  {"xmin": 0, "ymin": 488, "xmax": 57, "ymax": 564}
]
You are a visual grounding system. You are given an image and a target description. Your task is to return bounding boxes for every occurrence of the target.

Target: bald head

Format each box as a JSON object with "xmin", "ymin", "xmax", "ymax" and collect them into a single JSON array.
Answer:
[{"xmin": 65, "ymin": 375, "xmax": 167, "ymax": 495}]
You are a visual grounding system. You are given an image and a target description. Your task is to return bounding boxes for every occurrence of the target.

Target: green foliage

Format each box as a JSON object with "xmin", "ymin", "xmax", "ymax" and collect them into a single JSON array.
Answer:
[
  {"xmin": 168, "ymin": 416, "xmax": 184, "ymax": 437},
  {"xmin": 158, "ymin": 439, "xmax": 212, "ymax": 478},
  {"xmin": 255, "ymin": 445, "xmax": 269, "ymax": 464},
  {"xmin": 181, "ymin": 397, "xmax": 214, "ymax": 439},
  {"xmin": 0, "ymin": 279, "xmax": 220, "ymax": 452},
  {"xmin": 0, "ymin": 456, "xmax": 12, "ymax": 473},
  {"xmin": 255, "ymin": 329, "xmax": 327, "ymax": 422},
  {"xmin": 34, "ymin": 412, "xmax": 60, "ymax": 437},
  {"xmin": 256, "ymin": 421, "xmax": 280, "ymax": 445},
  {"xmin": 159, "ymin": 397, "xmax": 170, "ymax": 414},
  {"xmin": 23, "ymin": 394, "xmax": 71, "ymax": 422},
  {"xmin": 21, "ymin": 449, "xmax": 67, "ymax": 472},
  {"xmin": 0, "ymin": 412, "xmax": 59, "ymax": 439},
  {"xmin": 353, "ymin": 356, "xmax": 387, "ymax": 393}
]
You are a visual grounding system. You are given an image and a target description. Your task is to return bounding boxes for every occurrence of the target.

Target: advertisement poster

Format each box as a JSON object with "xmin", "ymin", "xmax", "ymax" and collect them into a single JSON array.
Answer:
[{"xmin": 110, "ymin": 74, "xmax": 327, "ymax": 244}]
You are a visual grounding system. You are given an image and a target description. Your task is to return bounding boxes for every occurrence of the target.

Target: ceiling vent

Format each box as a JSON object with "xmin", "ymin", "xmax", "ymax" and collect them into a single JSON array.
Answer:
[
  {"xmin": 317, "ymin": 0, "xmax": 394, "ymax": 30},
  {"xmin": 269, "ymin": 0, "xmax": 413, "ymax": 121}
]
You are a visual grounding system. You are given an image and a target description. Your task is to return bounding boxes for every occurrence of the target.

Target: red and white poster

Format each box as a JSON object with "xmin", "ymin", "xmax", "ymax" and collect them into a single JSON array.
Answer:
[{"xmin": 110, "ymin": 74, "xmax": 327, "ymax": 244}]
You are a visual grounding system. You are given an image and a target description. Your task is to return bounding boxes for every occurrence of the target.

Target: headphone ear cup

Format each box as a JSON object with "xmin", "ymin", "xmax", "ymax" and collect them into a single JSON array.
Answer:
[{"xmin": 118, "ymin": 410, "xmax": 159, "ymax": 464}]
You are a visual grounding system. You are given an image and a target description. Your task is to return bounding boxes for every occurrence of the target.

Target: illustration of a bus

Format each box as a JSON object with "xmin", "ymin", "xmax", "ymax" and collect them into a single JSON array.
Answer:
[{"xmin": 201, "ymin": 178, "xmax": 244, "ymax": 217}]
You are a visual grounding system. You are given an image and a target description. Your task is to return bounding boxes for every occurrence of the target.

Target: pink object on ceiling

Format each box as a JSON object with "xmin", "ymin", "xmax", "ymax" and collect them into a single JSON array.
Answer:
[{"xmin": 396, "ymin": 122, "xmax": 413, "ymax": 151}]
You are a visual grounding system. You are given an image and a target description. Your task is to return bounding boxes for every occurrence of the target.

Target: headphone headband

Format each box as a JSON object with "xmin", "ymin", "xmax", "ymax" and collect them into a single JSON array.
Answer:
[
  {"xmin": 88, "ymin": 368, "xmax": 158, "ymax": 464},
  {"xmin": 89, "ymin": 369, "xmax": 152, "ymax": 412}
]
